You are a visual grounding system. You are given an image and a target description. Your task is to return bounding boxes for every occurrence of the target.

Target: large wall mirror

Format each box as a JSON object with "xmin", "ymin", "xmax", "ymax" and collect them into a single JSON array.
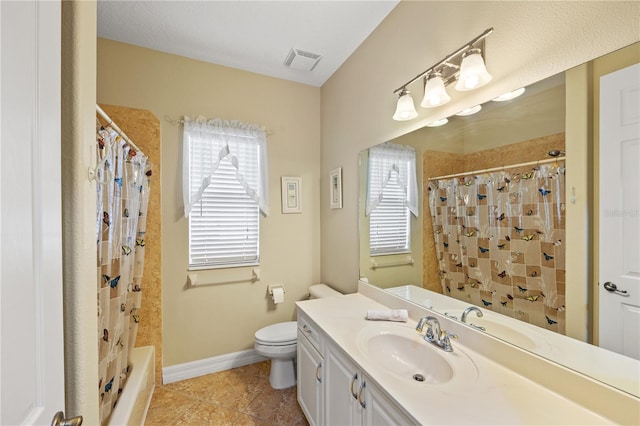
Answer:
[{"xmin": 359, "ymin": 42, "xmax": 640, "ymax": 397}]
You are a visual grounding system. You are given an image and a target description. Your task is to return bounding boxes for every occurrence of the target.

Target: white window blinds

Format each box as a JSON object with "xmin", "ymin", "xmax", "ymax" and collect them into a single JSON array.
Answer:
[
  {"xmin": 184, "ymin": 117, "xmax": 268, "ymax": 269},
  {"xmin": 369, "ymin": 172, "xmax": 411, "ymax": 255},
  {"xmin": 367, "ymin": 142, "xmax": 417, "ymax": 256}
]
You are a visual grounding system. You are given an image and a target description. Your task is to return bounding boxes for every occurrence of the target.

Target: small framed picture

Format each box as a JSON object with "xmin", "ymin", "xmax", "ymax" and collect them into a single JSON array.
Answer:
[
  {"xmin": 281, "ymin": 176, "xmax": 302, "ymax": 214},
  {"xmin": 329, "ymin": 167, "xmax": 343, "ymax": 209}
]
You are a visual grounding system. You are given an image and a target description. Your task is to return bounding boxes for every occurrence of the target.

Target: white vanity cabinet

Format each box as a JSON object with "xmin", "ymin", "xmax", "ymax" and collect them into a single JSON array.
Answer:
[
  {"xmin": 325, "ymin": 340, "xmax": 415, "ymax": 426},
  {"xmin": 297, "ymin": 313, "xmax": 324, "ymax": 426},
  {"xmin": 297, "ymin": 309, "xmax": 415, "ymax": 426}
]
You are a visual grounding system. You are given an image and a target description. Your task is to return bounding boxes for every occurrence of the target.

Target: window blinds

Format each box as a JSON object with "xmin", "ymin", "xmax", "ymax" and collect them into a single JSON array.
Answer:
[
  {"xmin": 369, "ymin": 172, "xmax": 411, "ymax": 255},
  {"xmin": 189, "ymin": 156, "xmax": 260, "ymax": 268},
  {"xmin": 184, "ymin": 117, "xmax": 267, "ymax": 269}
]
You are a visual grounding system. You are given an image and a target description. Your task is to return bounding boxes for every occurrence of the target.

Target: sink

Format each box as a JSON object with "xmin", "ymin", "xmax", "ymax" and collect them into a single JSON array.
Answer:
[
  {"xmin": 356, "ymin": 324, "xmax": 478, "ymax": 385},
  {"xmin": 364, "ymin": 333, "xmax": 453, "ymax": 384}
]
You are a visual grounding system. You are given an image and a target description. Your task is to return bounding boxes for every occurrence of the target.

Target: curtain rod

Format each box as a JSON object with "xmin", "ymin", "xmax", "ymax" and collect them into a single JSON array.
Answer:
[
  {"xmin": 427, "ymin": 156, "xmax": 565, "ymax": 181},
  {"xmin": 96, "ymin": 105, "xmax": 144, "ymax": 155}
]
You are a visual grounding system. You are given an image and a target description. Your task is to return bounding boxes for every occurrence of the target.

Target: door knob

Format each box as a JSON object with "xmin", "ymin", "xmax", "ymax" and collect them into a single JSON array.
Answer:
[
  {"xmin": 51, "ymin": 411, "xmax": 83, "ymax": 426},
  {"xmin": 603, "ymin": 281, "xmax": 628, "ymax": 295}
]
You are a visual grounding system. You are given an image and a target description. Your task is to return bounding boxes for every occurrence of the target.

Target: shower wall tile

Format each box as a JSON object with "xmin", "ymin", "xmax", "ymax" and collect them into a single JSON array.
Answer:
[
  {"xmin": 422, "ymin": 150, "xmax": 465, "ymax": 292},
  {"xmin": 100, "ymin": 104, "xmax": 163, "ymax": 386}
]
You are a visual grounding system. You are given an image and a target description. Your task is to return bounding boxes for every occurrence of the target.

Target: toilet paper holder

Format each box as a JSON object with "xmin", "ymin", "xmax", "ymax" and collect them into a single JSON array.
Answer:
[{"xmin": 268, "ymin": 284, "xmax": 286, "ymax": 296}]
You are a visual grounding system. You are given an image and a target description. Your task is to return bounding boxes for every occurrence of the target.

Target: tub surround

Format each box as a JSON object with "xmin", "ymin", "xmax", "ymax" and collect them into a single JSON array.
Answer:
[{"xmin": 296, "ymin": 283, "xmax": 639, "ymax": 425}]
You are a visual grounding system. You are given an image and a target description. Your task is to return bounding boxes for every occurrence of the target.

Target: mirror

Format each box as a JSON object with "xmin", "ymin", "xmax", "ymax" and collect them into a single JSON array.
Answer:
[{"xmin": 359, "ymin": 43, "xmax": 640, "ymax": 397}]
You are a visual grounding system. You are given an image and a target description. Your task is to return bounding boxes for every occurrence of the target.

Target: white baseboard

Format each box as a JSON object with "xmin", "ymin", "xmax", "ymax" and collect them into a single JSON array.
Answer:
[{"xmin": 162, "ymin": 349, "xmax": 267, "ymax": 384}]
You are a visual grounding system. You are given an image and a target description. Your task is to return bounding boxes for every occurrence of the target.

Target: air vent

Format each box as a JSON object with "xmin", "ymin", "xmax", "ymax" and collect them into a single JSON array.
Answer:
[{"xmin": 283, "ymin": 48, "xmax": 322, "ymax": 72}]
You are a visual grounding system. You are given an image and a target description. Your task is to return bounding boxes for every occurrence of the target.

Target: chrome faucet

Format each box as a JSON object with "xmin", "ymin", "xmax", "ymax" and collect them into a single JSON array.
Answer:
[
  {"xmin": 461, "ymin": 306, "xmax": 483, "ymax": 323},
  {"xmin": 461, "ymin": 306, "xmax": 485, "ymax": 330},
  {"xmin": 416, "ymin": 316, "xmax": 458, "ymax": 352}
]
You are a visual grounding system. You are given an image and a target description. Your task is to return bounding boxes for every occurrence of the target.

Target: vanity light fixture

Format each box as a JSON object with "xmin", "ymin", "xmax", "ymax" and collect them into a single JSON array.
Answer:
[
  {"xmin": 392, "ymin": 88, "xmax": 419, "ymax": 121},
  {"xmin": 455, "ymin": 105, "xmax": 482, "ymax": 116},
  {"xmin": 492, "ymin": 87, "xmax": 526, "ymax": 102},
  {"xmin": 392, "ymin": 28, "xmax": 494, "ymax": 121}
]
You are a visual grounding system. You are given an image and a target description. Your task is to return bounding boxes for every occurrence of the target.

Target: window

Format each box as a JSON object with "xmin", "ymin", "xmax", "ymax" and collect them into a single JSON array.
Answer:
[
  {"xmin": 366, "ymin": 143, "xmax": 418, "ymax": 256},
  {"xmin": 183, "ymin": 118, "xmax": 268, "ymax": 269},
  {"xmin": 369, "ymin": 171, "xmax": 411, "ymax": 255}
]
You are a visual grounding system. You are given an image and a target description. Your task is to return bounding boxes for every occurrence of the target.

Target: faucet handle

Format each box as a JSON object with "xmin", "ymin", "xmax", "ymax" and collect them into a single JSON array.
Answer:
[
  {"xmin": 442, "ymin": 331, "xmax": 458, "ymax": 352},
  {"xmin": 443, "ymin": 330, "xmax": 458, "ymax": 340}
]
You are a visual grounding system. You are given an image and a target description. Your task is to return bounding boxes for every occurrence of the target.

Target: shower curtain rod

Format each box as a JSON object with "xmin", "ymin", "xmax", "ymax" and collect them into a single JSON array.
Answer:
[
  {"xmin": 427, "ymin": 156, "xmax": 566, "ymax": 181},
  {"xmin": 96, "ymin": 105, "xmax": 144, "ymax": 155}
]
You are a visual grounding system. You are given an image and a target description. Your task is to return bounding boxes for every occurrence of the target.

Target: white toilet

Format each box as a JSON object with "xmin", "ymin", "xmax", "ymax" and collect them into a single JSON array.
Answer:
[{"xmin": 254, "ymin": 284, "xmax": 342, "ymax": 389}]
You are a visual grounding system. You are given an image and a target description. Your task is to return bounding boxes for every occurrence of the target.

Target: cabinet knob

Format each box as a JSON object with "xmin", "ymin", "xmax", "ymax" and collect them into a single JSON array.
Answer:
[{"xmin": 315, "ymin": 363, "xmax": 322, "ymax": 383}]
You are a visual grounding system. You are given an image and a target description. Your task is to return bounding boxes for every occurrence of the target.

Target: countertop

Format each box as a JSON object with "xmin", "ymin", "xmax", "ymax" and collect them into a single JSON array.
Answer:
[{"xmin": 297, "ymin": 293, "xmax": 615, "ymax": 425}]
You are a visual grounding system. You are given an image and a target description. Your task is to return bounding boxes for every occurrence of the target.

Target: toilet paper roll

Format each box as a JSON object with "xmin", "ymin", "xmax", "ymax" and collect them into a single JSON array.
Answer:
[{"xmin": 272, "ymin": 287, "xmax": 285, "ymax": 304}]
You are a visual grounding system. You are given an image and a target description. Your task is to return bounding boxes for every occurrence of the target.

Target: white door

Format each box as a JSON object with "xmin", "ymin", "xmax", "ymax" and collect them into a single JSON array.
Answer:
[
  {"xmin": 0, "ymin": 1, "xmax": 69, "ymax": 424},
  {"xmin": 599, "ymin": 63, "xmax": 640, "ymax": 360}
]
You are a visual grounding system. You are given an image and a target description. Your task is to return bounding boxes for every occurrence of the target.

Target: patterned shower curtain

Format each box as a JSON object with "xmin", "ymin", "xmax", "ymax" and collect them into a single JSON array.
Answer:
[
  {"xmin": 428, "ymin": 161, "xmax": 566, "ymax": 333},
  {"xmin": 96, "ymin": 125, "xmax": 151, "ymax": 424}
]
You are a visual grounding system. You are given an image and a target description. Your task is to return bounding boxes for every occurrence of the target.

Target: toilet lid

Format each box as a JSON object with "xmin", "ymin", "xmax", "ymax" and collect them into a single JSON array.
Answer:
[{"xmin": 255, "ymin": 321, "xmax": 297, "ymax": 344}]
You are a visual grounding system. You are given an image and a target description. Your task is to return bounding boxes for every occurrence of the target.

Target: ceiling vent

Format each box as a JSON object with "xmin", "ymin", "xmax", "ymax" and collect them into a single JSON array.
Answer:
[{"xmin": 284, "ymin": 48, "xmax": 322, "ymax": 72}]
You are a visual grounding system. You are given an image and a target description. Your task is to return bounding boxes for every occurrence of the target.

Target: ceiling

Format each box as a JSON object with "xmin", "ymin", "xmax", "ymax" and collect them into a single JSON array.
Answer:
[{"xmin": 97, "ymin": 1, "xmax": 399, "ymax": 87}]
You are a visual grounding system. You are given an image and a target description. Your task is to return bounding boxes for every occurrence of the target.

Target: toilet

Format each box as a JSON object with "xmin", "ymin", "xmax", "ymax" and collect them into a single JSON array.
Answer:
[{"xmin": 254, "ymin": 284, "xmax": 342, "ymax": 389}]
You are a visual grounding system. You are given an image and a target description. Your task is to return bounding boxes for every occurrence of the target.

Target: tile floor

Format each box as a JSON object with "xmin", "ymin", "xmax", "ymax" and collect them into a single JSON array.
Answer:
[{"xmin": 144, "ymin": 361, "xmax": 309, "ymax": 425}]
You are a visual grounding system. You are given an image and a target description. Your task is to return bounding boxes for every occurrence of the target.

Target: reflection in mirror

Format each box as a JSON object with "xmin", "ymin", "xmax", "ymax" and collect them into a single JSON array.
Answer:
[{"xmin": 358, "ymin": 43, "xmax": 640, "ymax": 398}]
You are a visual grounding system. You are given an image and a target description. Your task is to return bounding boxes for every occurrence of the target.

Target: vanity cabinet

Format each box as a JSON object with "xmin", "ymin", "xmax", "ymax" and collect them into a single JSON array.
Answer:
[
  {"xmin": 325, "ymin": 341, "xmax": 414, "ymax": 426},
  {"xmin": 297, "ymin": 310, "xmax": 414, "ymax": 426}
]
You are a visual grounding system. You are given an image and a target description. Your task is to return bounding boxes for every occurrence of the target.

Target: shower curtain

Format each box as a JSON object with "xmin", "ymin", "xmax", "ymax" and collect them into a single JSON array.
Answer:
[
  {"xmin": 428, "ymin": 161, "xmax": 566, "ymax": 333},
  {"xmin": 96, "ymin": 124, "xmax": 150, "ymax": 424}
]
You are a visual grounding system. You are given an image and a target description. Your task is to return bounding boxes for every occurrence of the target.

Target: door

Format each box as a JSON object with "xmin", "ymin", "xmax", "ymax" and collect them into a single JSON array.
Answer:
[
  {"xmin": 599, "ymin": 62, "xmax": 640, "ymax": 360},
  {"xmin": 1, "ymin": 1, "xmax": 66, "ymax": 424},
  {"xmin": 325, "ymin": 345, "xmax": 362, "ymax": 426},
  {"xmin": 363, "ymin": 377, "xmax": 413, "ymax": 426},
  {"xmin": 297, "ymin": 331, "xmax": 323, "ymax": 426}
]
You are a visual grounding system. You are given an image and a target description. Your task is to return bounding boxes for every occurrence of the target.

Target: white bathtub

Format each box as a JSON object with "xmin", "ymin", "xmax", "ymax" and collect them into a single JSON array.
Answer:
[{"xmin": 108, "ymin": 346, "xmax": 155, "ymax": 426}]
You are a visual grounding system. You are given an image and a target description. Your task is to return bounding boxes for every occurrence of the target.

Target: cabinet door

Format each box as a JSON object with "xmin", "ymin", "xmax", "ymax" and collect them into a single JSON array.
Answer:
[
  {"xmin": 325, "ymin": 344, "xmax": 362, "ymax": 425},
  {"xmin": 363, "ymin": 377, "xmax": 416, "ymax": 426},
  {"xmin": 297, "ymin": 332, "xmax": 323, "ymax": 426}
]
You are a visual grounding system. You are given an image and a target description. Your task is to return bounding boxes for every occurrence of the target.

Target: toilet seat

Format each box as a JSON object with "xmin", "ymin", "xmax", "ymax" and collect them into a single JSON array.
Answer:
[{"xmin": 255, "ymin": 321, "xmax": 297, "ymax": 346}]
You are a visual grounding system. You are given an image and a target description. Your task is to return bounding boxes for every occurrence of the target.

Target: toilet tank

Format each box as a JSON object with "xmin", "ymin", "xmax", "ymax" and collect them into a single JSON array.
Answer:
[{"xmin": 308, "ymin": 284, "xmax": 342, "ymax": 299}]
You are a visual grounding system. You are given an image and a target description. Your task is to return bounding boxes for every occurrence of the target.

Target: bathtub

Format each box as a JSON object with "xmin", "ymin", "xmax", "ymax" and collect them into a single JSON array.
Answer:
[{"xmin": 108, "ymin": 346, "xmax": 155, "ymax": 426}]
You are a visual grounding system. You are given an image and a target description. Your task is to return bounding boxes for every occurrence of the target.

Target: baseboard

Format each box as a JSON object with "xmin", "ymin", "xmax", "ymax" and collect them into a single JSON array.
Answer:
[{"xmin": 162, "ymin": 349, "xmax": 267, "ymax": 384}]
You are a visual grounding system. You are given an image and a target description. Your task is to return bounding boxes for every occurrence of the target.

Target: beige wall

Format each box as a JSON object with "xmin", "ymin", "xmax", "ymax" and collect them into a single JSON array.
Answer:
[
  {"xmin": 321, "ymin": 1, "xmax": 640, "ymax": 293},
  {"xmin": 97, "ymin": 39, "xmax": 321, "ymax": 367},
  {"xmin": 61, "ymin": 1, "xmax": 99, "ymax": 422}
]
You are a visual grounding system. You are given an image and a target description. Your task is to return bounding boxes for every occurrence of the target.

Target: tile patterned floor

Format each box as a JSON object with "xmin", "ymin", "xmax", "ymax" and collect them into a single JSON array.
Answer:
[{"xmin": 144, "ymin": 361, "xmax": 309, "ymax": 425}]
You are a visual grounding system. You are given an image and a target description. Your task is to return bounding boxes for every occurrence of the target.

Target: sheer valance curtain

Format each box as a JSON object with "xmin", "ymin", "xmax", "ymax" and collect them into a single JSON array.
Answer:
[
  {"xmin": 366, "ymin": 142, "xmax": 418, "ymax": 216},
  {"xmin": 182, "ymin": 116, "xmax": 269, "ymax": 217}
]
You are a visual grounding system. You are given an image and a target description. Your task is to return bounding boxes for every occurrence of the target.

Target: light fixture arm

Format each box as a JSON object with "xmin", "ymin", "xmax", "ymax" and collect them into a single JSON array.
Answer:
[{"xmin": 392, "ymin": 27, "xmax": 494, "ymax": 95}]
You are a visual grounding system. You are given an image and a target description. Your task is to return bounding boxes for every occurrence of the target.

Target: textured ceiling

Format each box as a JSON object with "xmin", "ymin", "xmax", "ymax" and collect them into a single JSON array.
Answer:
[{"xmin": 97, "ymin": 0, "xmax": 399, "ymax": 87}]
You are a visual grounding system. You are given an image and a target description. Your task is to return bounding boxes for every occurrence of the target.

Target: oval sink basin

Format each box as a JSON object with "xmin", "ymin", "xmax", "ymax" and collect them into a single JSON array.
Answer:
[
  {"xmin": 356, "ymin": 324, "xmax": 478, "ymax": 385},
  {"xmin": 365, "ymin": 333, "xmax": 453, "ymax": 384}
]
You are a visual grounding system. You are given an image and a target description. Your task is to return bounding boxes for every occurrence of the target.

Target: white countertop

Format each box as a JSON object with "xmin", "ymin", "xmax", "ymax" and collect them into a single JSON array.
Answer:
[{"xmin": 297, "ymin": 293, "xmax": 615, "ymax": 425}]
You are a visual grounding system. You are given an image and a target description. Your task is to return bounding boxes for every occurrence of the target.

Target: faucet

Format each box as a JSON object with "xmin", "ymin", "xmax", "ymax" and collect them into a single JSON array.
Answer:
[
  {"xmin": 461, "ymin": 306, "xmax": 483, "ymax": 323},
  {"xmin": 416, "ymin": 316, "xmax": 458, "ymax": 352},
  {"xmin": 461, "ymin": 306, "xmax": 485, "ymax": 330}
]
